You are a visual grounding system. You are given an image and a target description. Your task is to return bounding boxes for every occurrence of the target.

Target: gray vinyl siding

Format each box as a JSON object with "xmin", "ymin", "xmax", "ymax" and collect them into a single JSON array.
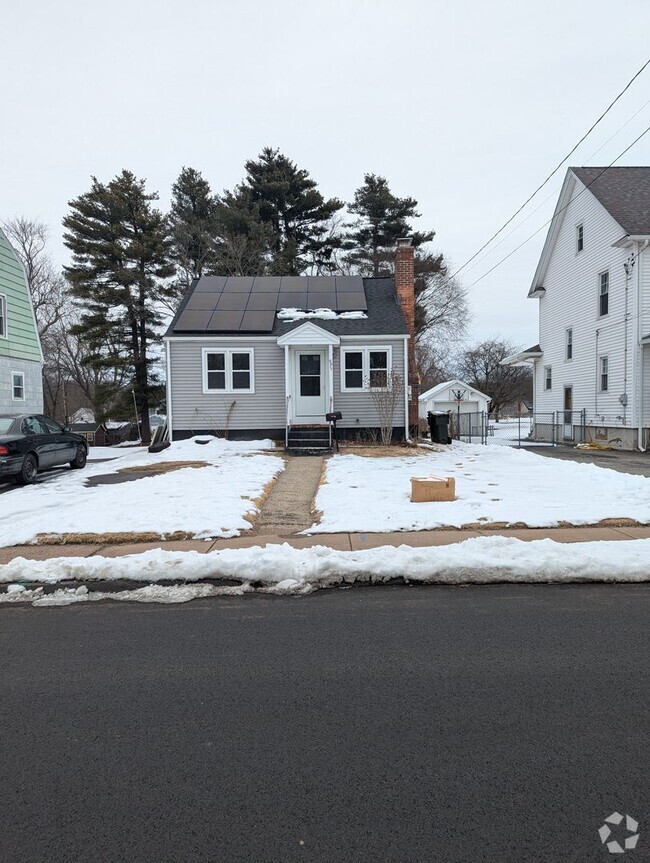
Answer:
[
  {"xmin": 334, "ymin": 338, "xmax": 406, "ymax": 428},
  {"xmin": 169, "ymin": 339, "xmax": 286, "ymax": 433},
  {"xmin": 169, "ymin": 336, "xmax": 407, "ymax": 433}
]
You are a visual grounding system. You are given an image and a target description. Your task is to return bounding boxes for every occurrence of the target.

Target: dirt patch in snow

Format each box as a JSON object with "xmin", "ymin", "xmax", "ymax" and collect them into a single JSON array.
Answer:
[
  {"xmin": 36, "ymin": 530, "xmax": 197, "ymax": 545},
  {"xmin": 117, "ymin": 460, "xmax": 209, "ymax": 474},
  {"xmin": 338, "ymin": 445, "xmax": 429, "ymax": 458}
]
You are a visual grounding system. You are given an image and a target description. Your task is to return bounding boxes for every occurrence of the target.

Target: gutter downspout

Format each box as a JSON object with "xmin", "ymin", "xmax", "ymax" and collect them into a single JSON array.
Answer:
[{"xmin": 638, "ymin": 240, "xmax": 649, "ymax": 450}]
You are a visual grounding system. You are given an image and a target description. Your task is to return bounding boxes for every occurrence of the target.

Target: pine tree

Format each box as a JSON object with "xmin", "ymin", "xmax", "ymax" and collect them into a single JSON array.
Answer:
[
  {"xmin": 344, "ymin": 174, "xmax": 434, "ymax": 276},
  {"xmin": 242, "ymin": 147, "xmax": 343, "ymax": 274},
  {"xmin": 168, "ymin": 167, "xmax": 220, "ymax": 291},
  {"xmin": 214, "ymin": 185, "xmax": 275, "ymax": 276},
  {"xmin": 63, "ymin": 170, "xmax": 174, "ymax": 444},
  {"xmin": 343, "ymin": 174, "xmax": 467, "ymax": 346}
]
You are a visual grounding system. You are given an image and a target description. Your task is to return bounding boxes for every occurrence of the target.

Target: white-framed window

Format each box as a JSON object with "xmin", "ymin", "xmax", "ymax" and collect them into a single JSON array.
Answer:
[
  {"xmin": 598, "ymin": 271, "xmax": 609, "ymax": 317},
  {"xmin": 0, "ymin": 295, "xmax": 7, "ymax": 338},
  {"xmin": 544, "ymin": 365, "xmax": 552, "ymax": 391},
  {"xmin": 341, "ymin": 347, "xmax": 392, "ymax": 392},
  {"xmin": 12, "ymin": 371, "xmax": 25, "ymax": 400},
  {"xmin": 202, "ymin": 348, "xmax": 255, "ymax": 394},
  {"xmin": 576, "ymin": 224, "xmax": 584, "ymax": 253},
  {"xmin": 600, "ymin": 356, "xmax": 609, "ymax": 392},
  {"xmin": 565, "ymin": 328, "xmax": 573, "ymax": 361}
]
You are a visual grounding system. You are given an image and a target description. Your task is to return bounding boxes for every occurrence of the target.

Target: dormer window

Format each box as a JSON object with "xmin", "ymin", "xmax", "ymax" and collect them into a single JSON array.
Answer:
[{"xmin": 576, "ymin": 224, "xmax": 584, "ymax": 253}]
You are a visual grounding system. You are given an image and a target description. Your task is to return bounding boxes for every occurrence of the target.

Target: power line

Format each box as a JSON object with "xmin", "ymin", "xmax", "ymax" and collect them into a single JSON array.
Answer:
[
  {"xmin": 459, "ymin": 97, "xmax": 650, "ymax": 279},
  {"xmin": 451, "ymin": 57, "xmax": 650, "ymax": 280},
  {"xmin": 465, "ymin": 123, "xmax": 650, "ymax": 289}
]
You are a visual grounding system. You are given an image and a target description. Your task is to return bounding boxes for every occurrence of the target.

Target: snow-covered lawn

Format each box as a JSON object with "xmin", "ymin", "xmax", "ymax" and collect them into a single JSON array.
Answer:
[
  {"xmin": 311, "ymin": 442, "xmax": 650, "ymax": 532},
  {"xmin": 1, "ymin": 536, "xmax": 649, "ymax": 605},
  {"xmin": 0, "ymin": 437, "xmax": 283, "ymax": 547}
]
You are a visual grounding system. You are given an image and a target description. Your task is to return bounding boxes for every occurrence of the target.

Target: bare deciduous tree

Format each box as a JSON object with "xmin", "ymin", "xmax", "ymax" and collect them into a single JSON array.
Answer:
[
  {"xmin": 369, "ymin": 370, "xmax": 405, "ymax": 446},
  {"xmin": 456, "ymin": 338, "xmax": 532, "ymax": 419}
]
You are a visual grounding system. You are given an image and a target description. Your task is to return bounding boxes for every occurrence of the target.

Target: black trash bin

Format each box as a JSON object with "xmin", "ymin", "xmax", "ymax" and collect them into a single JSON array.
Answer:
[{"xmin": 427, "ymin": 411, "xmax": 451, "ymax": 444}]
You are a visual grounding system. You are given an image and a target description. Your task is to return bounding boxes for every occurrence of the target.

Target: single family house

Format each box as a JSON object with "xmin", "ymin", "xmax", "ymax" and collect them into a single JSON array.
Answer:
[
  {"xmin": 164, "ymin": 240, "xmax": 419, "ymax": 448},
  {"xmin": 504, "ymin": 166, "xmax": 650, "ymax": 450},
  {"xmin": 0, "ymin": 227, "xmax": 43, "ymax": 415}
]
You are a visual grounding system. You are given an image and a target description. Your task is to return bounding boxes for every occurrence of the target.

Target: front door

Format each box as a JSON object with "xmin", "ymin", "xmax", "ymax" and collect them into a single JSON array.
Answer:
[
  {"xmin": 563, "ymin": 386, "xmax": 573, "ymax": 439},
  {"xmin": 293, "ymin": 351, "xmax": 327, "ymax": 423}
]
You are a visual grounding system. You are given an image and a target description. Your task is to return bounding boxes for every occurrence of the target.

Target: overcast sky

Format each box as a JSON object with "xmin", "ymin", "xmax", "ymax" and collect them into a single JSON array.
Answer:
[{"xmin": 2, "ymin": 0, "xmax": 649, "ymax": 350}]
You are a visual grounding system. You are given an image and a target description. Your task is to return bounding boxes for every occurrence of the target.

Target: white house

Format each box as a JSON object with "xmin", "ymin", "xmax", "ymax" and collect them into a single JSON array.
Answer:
[
  {"xmin": 418, "ymin": 379, "xmax": 491, "ymax": 419},
  {"xmin": 504, "ymin": 166, "xmax": 650, "ymax": 450}
]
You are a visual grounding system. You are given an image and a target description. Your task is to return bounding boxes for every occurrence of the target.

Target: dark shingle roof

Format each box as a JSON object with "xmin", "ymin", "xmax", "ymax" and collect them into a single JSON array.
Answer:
[
  {"xmin": 572, "ymin": 167, "xmax": 650, "ymax": 235},
  {"xmin": 165, "ymin": 277, "xmax": 407, "ymax": 338}
]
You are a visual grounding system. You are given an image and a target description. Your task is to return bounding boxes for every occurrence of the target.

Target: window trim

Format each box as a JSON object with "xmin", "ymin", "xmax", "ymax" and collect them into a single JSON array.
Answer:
[
  {"xmin": 599, "ymin": 355, "xmax": 609, "ymax": 392},
  {"xmin": 340, "ymin": 346, "xmax": 393, "ymax": 393},
  {"xmin": 201, "ymin": 348, "xmax": 255, "ymax": 395},
  {"xmin": 565, "ymin": 327, "xmax": 573, "ymax": 361},
  {"xmin": 598, "ymin": 270, "xmax": 610, "ymax": 318},
  {"xmin": 544, "ymin": 365, "xmax": 552, "ymax": 391},
  {"xmin": 11, "ymin": 371, "xmax": 25, "ymax": 401},
  {"xmin": 576, "ymin": 223, "xmax": 584, "ymax": 254},
  {"xmin": 0, "ymin": 294, "xmax": 7, "ymax": 339}
]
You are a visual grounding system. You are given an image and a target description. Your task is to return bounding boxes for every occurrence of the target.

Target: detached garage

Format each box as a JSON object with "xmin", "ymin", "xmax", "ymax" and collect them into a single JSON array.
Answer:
[{"xmin": 418, "ymin": 379, "xmax": 491, "ymax": 419}]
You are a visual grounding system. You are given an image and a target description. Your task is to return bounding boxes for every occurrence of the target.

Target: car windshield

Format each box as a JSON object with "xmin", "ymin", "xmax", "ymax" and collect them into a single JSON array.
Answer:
[{"xmin": 0, "ymin": 418, "xmax": 15, "ymax": 434}]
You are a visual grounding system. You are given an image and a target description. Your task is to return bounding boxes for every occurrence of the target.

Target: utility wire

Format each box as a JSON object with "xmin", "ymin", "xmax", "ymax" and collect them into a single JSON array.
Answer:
[
  {"xmin": 458, "ymin": 97, "xmax": 650, "ymax": 278},
  {"xmin": 465, "ymin": 123, "xmax": 650, "ymax": 289},
  {"xmin": 451, "ymin": 57, "xmax": 650, "ymax": 280}
]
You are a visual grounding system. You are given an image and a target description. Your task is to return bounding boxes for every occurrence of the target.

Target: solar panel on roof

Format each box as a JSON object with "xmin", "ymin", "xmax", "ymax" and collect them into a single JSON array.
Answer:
[
  {"xmin": 194, "ymin": 276, "xmax": 226, "ymax": 293},
  {"xmin": 216, "ymin": 292, "xmax": 250, "ymax": 311},
  {"xmin": 246, "ymin": 293, "xmax": 279, "ymax": 311},
  {"xmin": 335, "ymin": 276, "xmax": 363, "ymax": 292},
  {"xmin": 279, "ymin": 276, "xmax": 305, "ymax": 292},
  {"xmin": 308, "ymin": 276, "xmax": 336, "ymax": 291},
  {"xmin": 240, "ymin": 310, "xmax": 275, "ymax": 331},
  {"xmin": 223, "ymin": 276, "xmax": 255, "ymax": 293},
  {"xmin": 206, "ymin": 311, "xmax": 244, "ymax": 331},
  {"xmin": 278, "ymin": 292, "xmax": 307, "ymax": 308},
  {"xmin": 174, "ymin": 310, "xmax": 211, "ymax": 331},
  {"xmin": 335, "ymin": 292, "xmax": 367, "ymax": 311},
  {"xmin": 185, "ymin": 293, "xmax": 219, "ymax": 311},
  {"xmin": 251, "ymin": 277, "xmax": 282, "ymax": 292},
  {"xmin": 307, "ymin": 292, "xmax": 336, "ymax": 309}
]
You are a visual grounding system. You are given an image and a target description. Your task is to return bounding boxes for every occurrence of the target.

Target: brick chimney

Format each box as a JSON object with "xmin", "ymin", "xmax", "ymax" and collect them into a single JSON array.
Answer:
[{"xmin": 395, "ymin": 238, "xmax": 419, "ymax": 432}]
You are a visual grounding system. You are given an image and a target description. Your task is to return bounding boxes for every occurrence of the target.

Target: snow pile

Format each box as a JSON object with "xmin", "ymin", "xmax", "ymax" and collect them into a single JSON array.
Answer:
[
  {"xmin": 277, "ymin": 308, "xmax": 367, "ymax": 321},
  {"xmin": 0, "ymin": 436, "xmax": 282, "ymax": 546},
  {"xmin": 1, "ymin": 535, "xmax": 649, "ymax": 605},
  {"xmin": 312, "ymin": 443, "xmax": 650, "ymax": 532}
]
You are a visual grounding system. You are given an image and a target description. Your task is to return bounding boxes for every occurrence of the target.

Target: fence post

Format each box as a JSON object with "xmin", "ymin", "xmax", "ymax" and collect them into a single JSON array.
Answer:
[
  {"xmin": 552, "ymin": 411, "xmax": 556, "ymax": 445},
  {"xmin": 518, "ymin": 415, "xmax": 521, "ymax": 448}
]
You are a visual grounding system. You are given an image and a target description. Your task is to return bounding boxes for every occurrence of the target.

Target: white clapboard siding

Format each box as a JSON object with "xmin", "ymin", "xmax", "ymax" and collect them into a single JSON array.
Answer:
[{"xmin": 534, "ymin": 175, "xmax": 637, "ymax": 424}]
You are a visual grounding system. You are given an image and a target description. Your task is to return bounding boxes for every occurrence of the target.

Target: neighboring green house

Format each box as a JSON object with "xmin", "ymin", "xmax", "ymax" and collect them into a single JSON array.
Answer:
[{"xmin": 0, "ymin": 227, "xmax": 43, "ymax": 414}]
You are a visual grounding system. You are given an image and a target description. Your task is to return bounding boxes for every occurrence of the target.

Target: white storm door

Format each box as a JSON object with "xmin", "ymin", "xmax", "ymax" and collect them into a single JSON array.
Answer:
[{"xmin": 293, "ymin": 351, "xmax": 327, "ymax": 422}]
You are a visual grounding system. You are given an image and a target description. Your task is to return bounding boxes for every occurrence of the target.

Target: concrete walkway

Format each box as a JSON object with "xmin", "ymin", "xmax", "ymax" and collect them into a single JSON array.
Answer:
[
  {"xmin": 2, "ymin": 524, "xmax": 650, "ymax": 564},
  {"xmin": 252, "ymin": 454, "xmax": 324, "ymax": 535}
]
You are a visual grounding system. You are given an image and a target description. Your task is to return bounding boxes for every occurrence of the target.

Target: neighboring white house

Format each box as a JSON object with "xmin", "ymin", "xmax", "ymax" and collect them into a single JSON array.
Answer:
[
  {"xmin": 503, "ymin": 166, "xmax": 650, "ymax": 450},
  {"xmin": 419, "ymin": 379, "xmax": 491, "ymax": 419}
]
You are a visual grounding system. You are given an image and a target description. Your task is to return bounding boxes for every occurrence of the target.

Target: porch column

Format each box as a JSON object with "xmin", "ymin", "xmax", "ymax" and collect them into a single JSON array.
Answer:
[
  {"xmin": 328, "ymin": 344, "xmax": 334, "ymax": 411},
  {"xmin": 284, "ymin": 345, "xmax": 291, "ymax": 425}
]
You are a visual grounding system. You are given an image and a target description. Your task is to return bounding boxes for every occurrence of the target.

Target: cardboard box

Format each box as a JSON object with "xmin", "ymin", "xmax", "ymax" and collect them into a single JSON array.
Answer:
[{"xmin": 410, "ymin": 474, "xmax": 456, "ymax": 503}]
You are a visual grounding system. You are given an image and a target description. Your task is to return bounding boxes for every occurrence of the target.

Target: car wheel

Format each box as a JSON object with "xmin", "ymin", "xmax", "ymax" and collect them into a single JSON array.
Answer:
[
  {"xmin": 70, "ymin": 445, "xmax": 87, "ymax": 470},
  {"xmin": 15, "ymin": 453, "xmax": 38, "ymax": 485}
]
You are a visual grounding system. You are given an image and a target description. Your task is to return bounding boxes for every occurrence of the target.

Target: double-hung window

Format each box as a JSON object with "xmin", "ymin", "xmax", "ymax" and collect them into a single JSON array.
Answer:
[
  {"xmin": 600, "ymin": 356, "xmax": 609, "ymax": 392},
  {"xmin": 565, "ymin": 328, "xmax": 573, "ymax": 361},
  {"xmin": 12, "ymin": 372, "xmax": 25, "ymax": 400},
  {"xmin": 598, "ymin": 271, "xmax": 609, "ymax": 317},
  {"xmin": 576, "ymin": 224, "xmax": 584, "ymax": 253},
  {"xmin": 341, "ymin": 347, "xmax": 392, "ymax": 391},
  {"xmin": 0, "ymin": 295, "xmax": 6, "ymax": 338},
  {"xmin": 544, "ymin": 366, "xmax": 552, "ymax": 391},
  {"xmin": 202, "ymin": 349, "xmax": 254, "ymax": 394}
]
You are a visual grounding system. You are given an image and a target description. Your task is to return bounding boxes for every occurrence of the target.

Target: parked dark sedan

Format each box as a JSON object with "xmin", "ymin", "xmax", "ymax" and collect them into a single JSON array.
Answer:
[{"xmin": 0, "ymin": 414, "xmax": 88, "ymax": 485}]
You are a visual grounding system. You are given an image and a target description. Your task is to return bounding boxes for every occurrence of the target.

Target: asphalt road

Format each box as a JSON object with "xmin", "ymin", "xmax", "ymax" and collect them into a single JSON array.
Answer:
[{"xmin": 1, "ymin": 586, "xmax": 648, "ymax": 863}]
